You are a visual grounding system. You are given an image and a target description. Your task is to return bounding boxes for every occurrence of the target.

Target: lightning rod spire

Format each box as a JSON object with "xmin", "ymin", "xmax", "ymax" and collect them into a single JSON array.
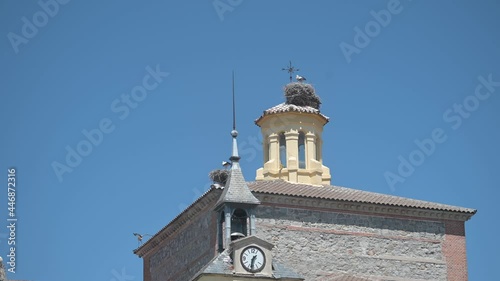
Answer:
[
  {"xmin": 230, "ymin": 71, "xmax": 240, "ymax": 164},
  {"xmin": 232, "ymin": 71, "xmax": 236, "ymax": 131}
]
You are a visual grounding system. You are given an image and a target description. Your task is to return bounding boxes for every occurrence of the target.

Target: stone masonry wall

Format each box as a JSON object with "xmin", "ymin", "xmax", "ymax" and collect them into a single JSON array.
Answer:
[
  {"xmin": 255, "ymin": 205, "xmax": 448, "ymax": 281},
  {"xmin": 148, "ymin": 210, "xmax": 216, "ymax": 281}
]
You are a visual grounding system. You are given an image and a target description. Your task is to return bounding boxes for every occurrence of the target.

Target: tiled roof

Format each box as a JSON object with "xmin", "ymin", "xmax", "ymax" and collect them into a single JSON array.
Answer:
[
  {"xmin": 255, "ymin": 103, "xmax": 329, "ymax": 124},
  {"xmin": 248, "ymin": 180, "xmax": 476, "ymax": 214},
  {"xmin": 272, "ymin": 262, "xmax": 304, "ymax": 279},
  {"xmin": 191, "ymin": 250, "xmax": 232, "ymax": 278}
]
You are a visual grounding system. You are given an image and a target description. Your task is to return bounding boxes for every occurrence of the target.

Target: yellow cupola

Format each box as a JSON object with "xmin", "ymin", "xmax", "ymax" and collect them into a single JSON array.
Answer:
[{"xmin": 255, "ymin": 82, "xmax": 331, "ymax": 185}]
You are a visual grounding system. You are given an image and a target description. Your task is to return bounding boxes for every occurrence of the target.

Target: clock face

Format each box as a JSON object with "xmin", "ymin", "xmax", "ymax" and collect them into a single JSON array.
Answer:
[{"xmin": 241, "ymin": 246, "xmax": 266, "ymax": 273}]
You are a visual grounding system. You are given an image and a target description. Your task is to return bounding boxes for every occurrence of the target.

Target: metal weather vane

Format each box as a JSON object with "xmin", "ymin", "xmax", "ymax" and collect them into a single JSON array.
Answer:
[{"xmin": 282, "ymin": 61, "xmax": 300, "ymax": 83}]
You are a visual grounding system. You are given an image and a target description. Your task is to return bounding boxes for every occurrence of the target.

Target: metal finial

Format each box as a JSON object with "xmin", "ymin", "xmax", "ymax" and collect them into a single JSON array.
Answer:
[{"xmin": 282, "ymin": 61, "xmax": 300, "ymax": 83}]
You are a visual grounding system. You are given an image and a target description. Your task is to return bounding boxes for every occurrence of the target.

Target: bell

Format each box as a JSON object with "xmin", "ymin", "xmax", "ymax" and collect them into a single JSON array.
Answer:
[
  {"xmin": 230, "ymin": 232, "xmax": 245, "ymax": 241},
  {"xmin": 231, "ymin": 209, "xmax": 248, "ymax": 238},
  {"xmin": 231, "ymin": 217, "xmax": 245, "ymax": 234}
]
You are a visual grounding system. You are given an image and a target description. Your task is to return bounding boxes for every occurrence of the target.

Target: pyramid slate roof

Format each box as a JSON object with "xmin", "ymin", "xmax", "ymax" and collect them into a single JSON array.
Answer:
[{"xmin": 215, "ymin": 164, "xmax": 260, "ymax": 208}]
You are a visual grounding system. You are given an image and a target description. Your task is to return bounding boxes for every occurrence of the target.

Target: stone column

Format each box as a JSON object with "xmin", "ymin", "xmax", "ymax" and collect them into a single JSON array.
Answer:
[
  {"xmin": 285, "ymin": 130, "xmax": 299, "ymax": 182},
  {"xmin": 268, "ymin": 133, "xmax": 279, "ymax": 170},
  {"xmin": 224, "ymin": 206, "xmax": 232, "ymax": 248},
  {"xmin": 306, "ymin": 132, "xmax": 316, "ymax": 168},
  {"xmin": 317, "ymin": 134, "xmax": 323, "ymax": 163},
  {"xmin": 249, "ymin": 211, "xmax": 256, "ymax": 236}
]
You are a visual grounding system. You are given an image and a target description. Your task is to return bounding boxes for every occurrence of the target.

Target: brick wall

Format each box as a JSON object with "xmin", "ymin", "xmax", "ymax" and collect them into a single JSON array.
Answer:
[{"xmin": 443, "ymin": 220, "xmax": 468, "ymax": 281}]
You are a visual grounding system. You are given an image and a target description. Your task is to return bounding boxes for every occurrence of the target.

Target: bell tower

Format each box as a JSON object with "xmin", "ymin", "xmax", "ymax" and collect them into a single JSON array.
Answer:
[
  {"xmin": 214, "ymin": 129, "xmax": 261, "ymax": 251},
  {"xmin": 214, "ymin": 73, "xmax": 261, "ymax": 252},
  {"xmin": 255, "ymin": 82, "xmax": 331, "ymax": 185}
]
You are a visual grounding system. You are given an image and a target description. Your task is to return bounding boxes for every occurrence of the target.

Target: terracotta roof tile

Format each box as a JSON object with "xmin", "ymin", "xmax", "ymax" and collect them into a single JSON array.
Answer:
[
  {"xmin": 255, "ymin": 103, "xmax": 329, "ymax": 124},
  {"xmin": 248, "ymin": 180, "xmax": 476, "ymax": 214}
]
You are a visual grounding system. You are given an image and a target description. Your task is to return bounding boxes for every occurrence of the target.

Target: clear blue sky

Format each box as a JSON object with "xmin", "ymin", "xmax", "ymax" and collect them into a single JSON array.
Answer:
[{"xmin": 1, "ymin": 1, "xmax": 498, "ymax": 280}]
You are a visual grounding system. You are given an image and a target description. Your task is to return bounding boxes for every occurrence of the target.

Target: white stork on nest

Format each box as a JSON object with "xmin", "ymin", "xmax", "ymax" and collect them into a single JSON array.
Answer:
[{"xmin": 296, "ymin": 74, "xmax": 306, "ymax": 83}]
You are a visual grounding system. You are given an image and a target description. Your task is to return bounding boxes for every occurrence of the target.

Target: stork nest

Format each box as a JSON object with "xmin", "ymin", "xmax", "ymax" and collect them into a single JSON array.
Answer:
[
  {"xmin": 284, "ymin": 82, "xmax": 321, "ymax": 109},
  {"xmin": 209, "ymin": 169, "xmax": 229, "ymax": 185}
]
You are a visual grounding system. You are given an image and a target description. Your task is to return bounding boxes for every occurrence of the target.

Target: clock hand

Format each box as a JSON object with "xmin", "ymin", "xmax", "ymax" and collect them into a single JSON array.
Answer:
[{"xmin": 251, "ymin": 255, "xmax": 257, "ymax": 269}]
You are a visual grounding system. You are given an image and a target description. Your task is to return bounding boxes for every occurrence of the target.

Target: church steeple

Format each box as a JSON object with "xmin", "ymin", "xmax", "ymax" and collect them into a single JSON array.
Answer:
[
  {"xmin": 214, "ymin": 73, "xmax": 260, "ymax": 252},
  {"xmin": 255, "ymin": 81, "xmax": 331, "ymax": 185}
]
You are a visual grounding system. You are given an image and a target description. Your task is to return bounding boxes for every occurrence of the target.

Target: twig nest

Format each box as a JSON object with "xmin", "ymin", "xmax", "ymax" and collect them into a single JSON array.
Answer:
[
  {"xmin": 209, "ymin": 169, "xmax": 229, "ymax": 185},
  {"xmin": 284, "ymin": 82, "xmax": 321, "ymax": 109}
]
